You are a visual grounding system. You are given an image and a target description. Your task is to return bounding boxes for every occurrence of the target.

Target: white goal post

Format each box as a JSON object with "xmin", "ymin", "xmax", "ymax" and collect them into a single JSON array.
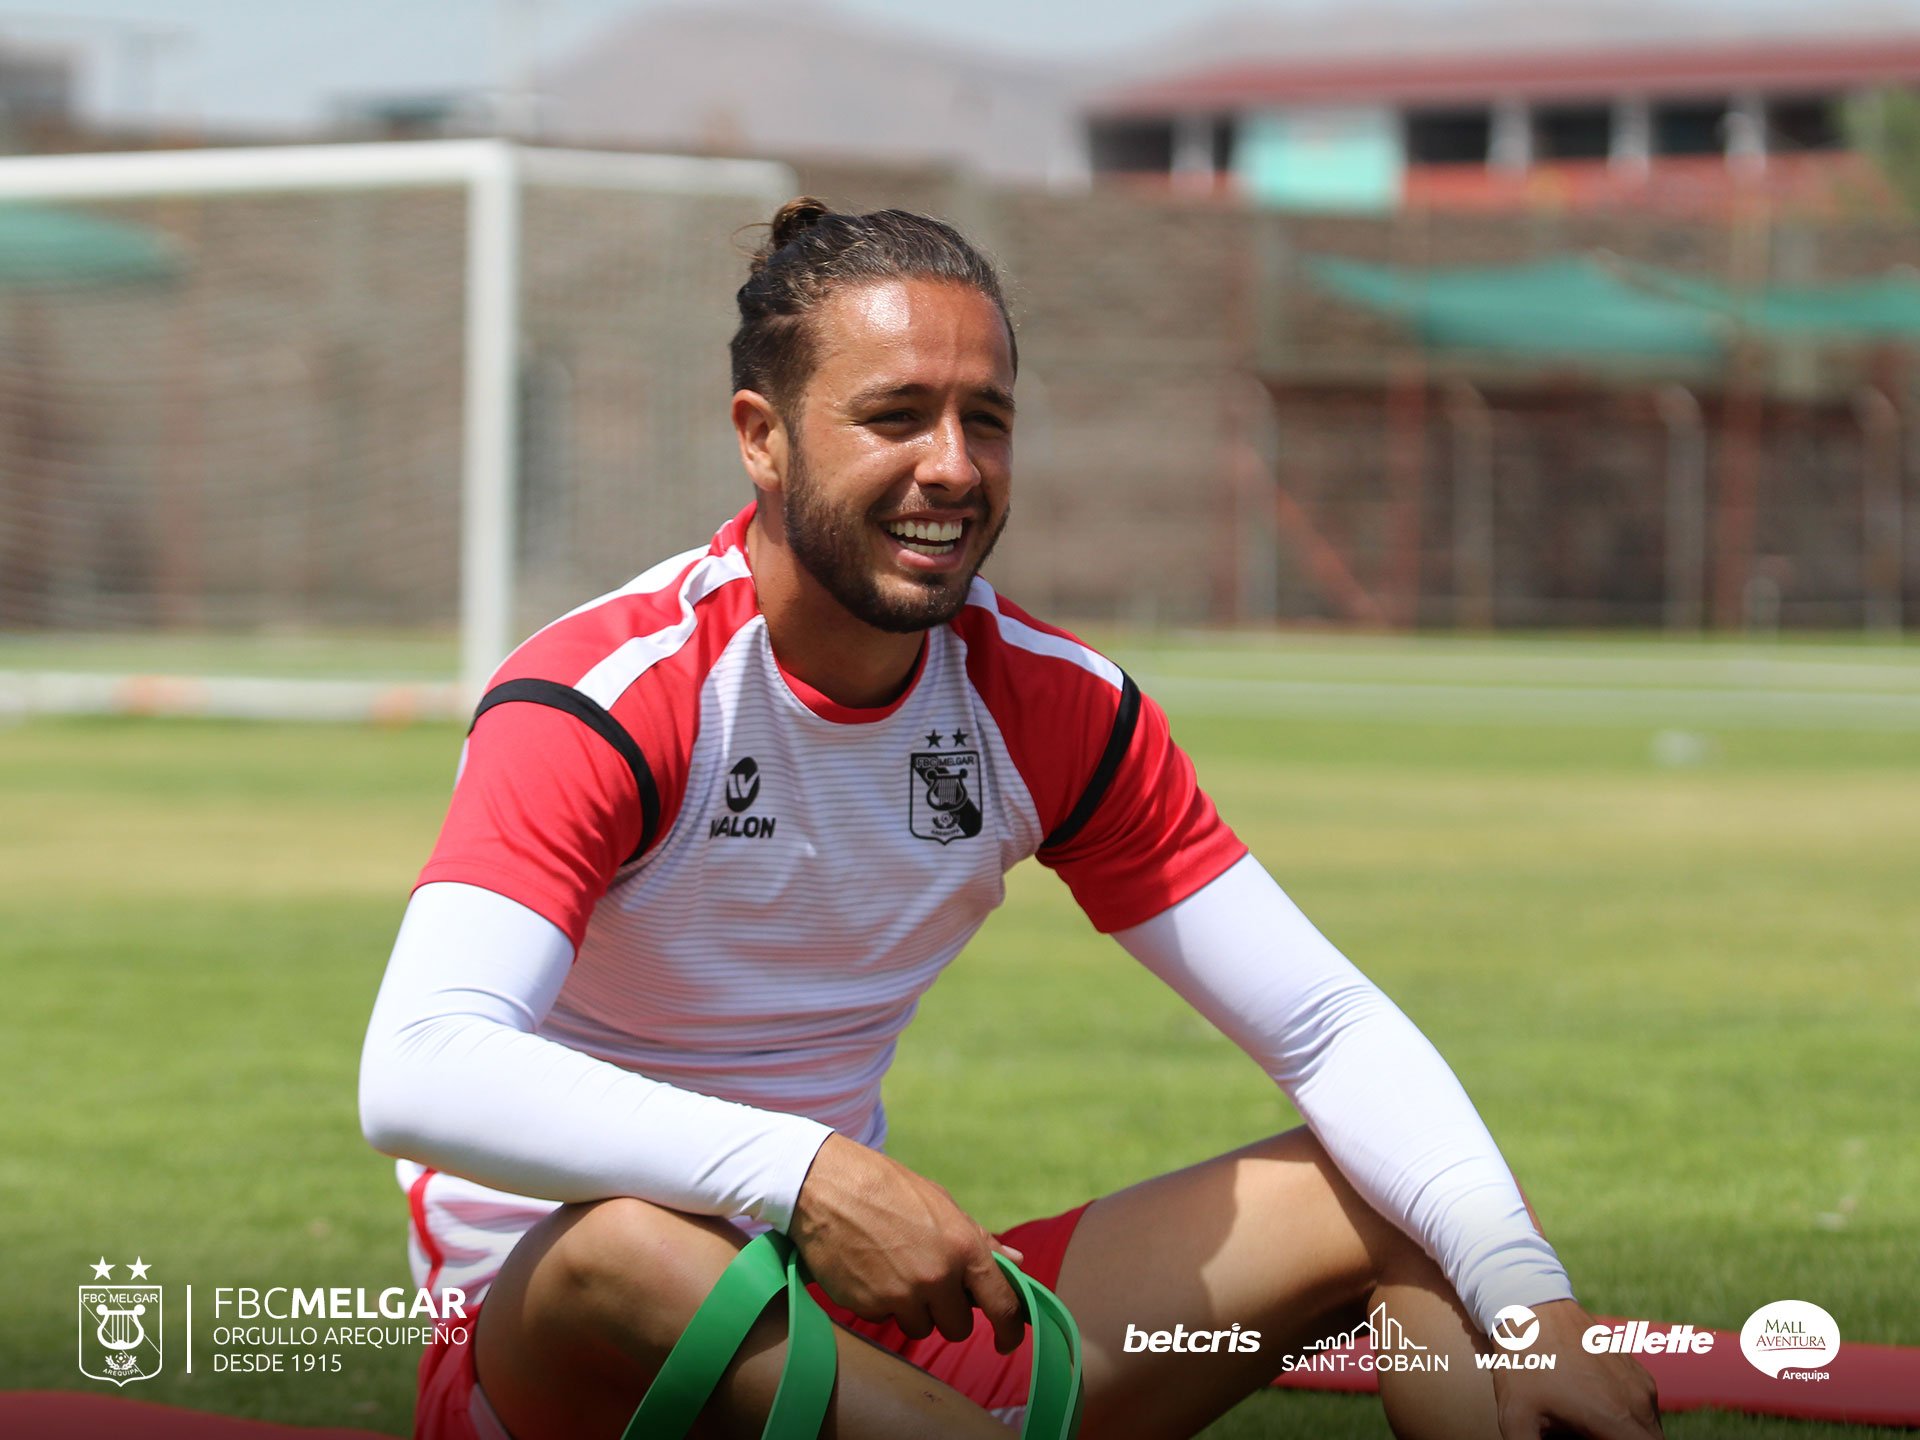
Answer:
[{"xmin": 0, "ymin": 140, "xmax": 794, "ymax": 719}]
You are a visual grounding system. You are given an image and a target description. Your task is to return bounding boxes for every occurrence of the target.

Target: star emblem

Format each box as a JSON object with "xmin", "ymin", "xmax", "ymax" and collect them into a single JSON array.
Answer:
[
  {"xmin": 126, "ymin": 1258, "xmax": 151, "ymax": 1281},
  {"xmin": 951, "ymin": 729, "xmax": 968, "ymax": 746},
  {"xmin": 90, "ymin": 1257, "xmax": 113, "ymax": 1280},
  {"xmin": 925, "ymin": 730, "xmax": 943, "ymax": 747}
]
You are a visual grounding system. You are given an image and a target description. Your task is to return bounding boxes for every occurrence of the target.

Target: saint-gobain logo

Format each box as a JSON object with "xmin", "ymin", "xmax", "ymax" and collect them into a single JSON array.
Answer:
[
  {"xmin": 78, "ymin": 1259, "xmax": 162, "ymax": 1387},
  {"xmin": 725, "ymin": 757, "xmax": 761, "ymax": 813},
  {"xmin": 1740, "ymin": 1300, "xmax": 1839, "ymax": 1380}
]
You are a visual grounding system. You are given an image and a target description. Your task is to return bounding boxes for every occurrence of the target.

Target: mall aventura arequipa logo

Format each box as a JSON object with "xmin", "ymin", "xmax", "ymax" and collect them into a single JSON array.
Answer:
[
  {"xmin": 1741, "ymin": 1300, "xmax": 1840, "ymax": 1382},
  {"xmin": 79, "ymin": 1257, "xmax": 162, "ymax": 1386}
]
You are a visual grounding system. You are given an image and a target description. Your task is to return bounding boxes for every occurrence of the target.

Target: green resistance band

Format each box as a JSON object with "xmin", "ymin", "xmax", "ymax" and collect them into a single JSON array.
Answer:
[{"xmin": 621, "ymin": 1232, "xmax": 1084, "ymax": 1440}]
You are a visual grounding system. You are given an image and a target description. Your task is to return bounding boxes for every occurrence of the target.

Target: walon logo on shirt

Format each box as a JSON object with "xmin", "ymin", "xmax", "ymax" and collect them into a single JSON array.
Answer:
[
  {"xmin": 711, "ymin": 757, "xmax": 777, "ymax": 839},
  {"xmin": 909, "ymin": 731, "xmax": 982, "ymax": 844}
]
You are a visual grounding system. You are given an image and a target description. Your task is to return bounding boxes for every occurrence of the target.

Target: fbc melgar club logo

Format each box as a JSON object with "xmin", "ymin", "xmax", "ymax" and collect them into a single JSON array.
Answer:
[
  {"xmin": 1741, "ymin": 1300, "xmax": 1840, "ymax": 1381},
  {"xmin": 79, "ymin": 1258, "xmax": 162, "ymax": 1387}
]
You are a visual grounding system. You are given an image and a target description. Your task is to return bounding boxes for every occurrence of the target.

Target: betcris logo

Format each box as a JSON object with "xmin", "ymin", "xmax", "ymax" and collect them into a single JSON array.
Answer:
[{"xmin": 1123, "ymin": 1322, "xmax": 1261, "ymax": 1355}]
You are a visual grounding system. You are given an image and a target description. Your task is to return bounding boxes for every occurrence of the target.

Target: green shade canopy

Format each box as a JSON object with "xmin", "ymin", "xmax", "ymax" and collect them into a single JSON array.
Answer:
[
  {"xmin": 1307, "ymin": 254, "xmax": 1727, "ymax": 359},
  {"xmin": 0, "ymin": 202, "xmax": 177, "ymax": 288},
  {"xmin": 1619, "ymin": 262, "xmax": 1920, "ymax": 341},
  {"xmin": 1308, "ymin": 252, "xmax": 1920, "ymax": 358}
]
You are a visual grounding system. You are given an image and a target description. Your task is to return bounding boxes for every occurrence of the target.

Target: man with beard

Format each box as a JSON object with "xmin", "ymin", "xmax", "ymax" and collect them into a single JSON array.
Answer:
[{"xmin": 360, "ymin": 200, "xmax": 1662, "ymax": 1440}]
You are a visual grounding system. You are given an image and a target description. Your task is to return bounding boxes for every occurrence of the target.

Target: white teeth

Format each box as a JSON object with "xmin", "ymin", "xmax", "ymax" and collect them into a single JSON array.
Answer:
[{"xmin": 885, "ymin": 519, "xmax": 963, "ymax": 543}]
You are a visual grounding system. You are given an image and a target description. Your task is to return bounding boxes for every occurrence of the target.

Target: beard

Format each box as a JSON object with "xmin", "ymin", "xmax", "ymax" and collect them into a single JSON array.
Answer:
[{"xmin": 781, "ymin": 441, "xmax": 1008, "ymax": 634}]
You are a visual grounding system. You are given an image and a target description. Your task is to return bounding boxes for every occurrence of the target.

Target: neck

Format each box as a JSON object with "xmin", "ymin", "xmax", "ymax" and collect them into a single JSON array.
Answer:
[{"xmin": 746, "ymin": 507, "xmax": 926, "ymax": 710}]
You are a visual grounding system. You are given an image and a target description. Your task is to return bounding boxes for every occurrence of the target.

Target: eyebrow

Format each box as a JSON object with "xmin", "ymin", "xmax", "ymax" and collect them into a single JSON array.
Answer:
[{"xmin": 846, "ymin": 381, "xmax": 1016, "ymax": 415}]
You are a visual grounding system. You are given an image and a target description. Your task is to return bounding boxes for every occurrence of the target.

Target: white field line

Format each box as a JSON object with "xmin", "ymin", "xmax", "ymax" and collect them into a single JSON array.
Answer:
[
  {"xmin": 1120, "ymin": 645, "xmax": 1920, "ymax": 693},
  {"xmin": 0, "ymin": 671, "xmax": 465, "ymax": 722},
  {"xmin": 1134, "ymin": 672, "xmax": 1920, "ymax": 730}
]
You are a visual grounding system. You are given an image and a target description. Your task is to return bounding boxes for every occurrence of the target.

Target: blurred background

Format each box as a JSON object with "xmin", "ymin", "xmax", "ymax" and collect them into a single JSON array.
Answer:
[{"xmin": 0, "ymin": 0, "xmax": 1917, "ymax": 714}]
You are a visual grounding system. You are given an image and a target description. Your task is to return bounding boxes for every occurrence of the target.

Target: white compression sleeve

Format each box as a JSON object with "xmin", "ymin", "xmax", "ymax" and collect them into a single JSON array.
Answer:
[
  {"xmin": 1114, "ymin": 853, "xmax": 1574, "ymax": 1332},
  {"xmin": 358, "ymin": 882, "xmax": 833, "ymax": 1230}
]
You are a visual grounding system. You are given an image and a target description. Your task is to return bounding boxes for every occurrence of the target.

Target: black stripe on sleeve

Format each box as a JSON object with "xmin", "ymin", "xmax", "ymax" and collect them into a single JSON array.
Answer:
[
  {"xmin": 1040, "ymin": 672, "xmax": 1142, "ymax": 853},
  {"xmin": 470, "ymin": 678, "xmax": 662, "ymax": 865}
]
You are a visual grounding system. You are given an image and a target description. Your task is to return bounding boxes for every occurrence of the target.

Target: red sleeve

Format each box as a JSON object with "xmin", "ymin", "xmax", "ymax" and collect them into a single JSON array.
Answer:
[
  {"xmin": 415, "ymin": 699, "xmax": 644, "ymax": 949},
  {"xmin": 1038, "ymin": 685, "xmax": 1245, "ymax": 933},
  {"xmin": 956, "ymin": 596, "xmax": 1246, "ymax": 934}
]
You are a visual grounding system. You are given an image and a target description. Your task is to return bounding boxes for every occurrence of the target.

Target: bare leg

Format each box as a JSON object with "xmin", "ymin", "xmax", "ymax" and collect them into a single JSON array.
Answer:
[
  {"xmin": 472, "ymin": 1198, "xmax": 1013, "ymax": 1440},
  {"xmin": 1053, "ymin": 1126, "xmax": 1498, "ymax": 1440}
]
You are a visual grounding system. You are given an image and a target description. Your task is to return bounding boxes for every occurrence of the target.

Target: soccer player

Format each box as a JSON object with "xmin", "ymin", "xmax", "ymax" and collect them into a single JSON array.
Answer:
[{"xmin": 360, "ymin": 200, "xmax": 1662, "ymax": 1440}]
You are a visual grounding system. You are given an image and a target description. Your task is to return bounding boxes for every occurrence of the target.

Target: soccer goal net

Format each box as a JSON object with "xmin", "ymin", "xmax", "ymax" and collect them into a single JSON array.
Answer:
[{"xmin": 0, "ymin": 141, "xmax": 792, "ymax": 720}]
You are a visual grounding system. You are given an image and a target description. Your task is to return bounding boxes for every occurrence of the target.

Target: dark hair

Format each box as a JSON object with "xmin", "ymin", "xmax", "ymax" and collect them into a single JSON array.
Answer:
[{"xmin": 730, "ymin": 196, "xmax": 1016, "ymax": 418}]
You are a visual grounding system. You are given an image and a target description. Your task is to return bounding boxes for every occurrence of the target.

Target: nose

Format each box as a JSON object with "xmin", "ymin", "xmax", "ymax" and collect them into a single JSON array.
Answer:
[{"xmin": 916, "ymin": 412, "xmax": 980, "ymax": 493}]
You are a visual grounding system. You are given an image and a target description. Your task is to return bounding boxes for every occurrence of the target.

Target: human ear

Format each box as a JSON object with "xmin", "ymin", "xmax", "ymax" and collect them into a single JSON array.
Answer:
[{"xmin": 731, "ymin": 390, "xmax": 789, "ymax": 498}]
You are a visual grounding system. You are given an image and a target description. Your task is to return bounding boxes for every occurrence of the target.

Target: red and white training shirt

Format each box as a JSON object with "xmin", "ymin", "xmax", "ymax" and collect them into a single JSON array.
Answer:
[
  {"xmin": 363, "ymin": 503, "xmax": 1573, "ymax": 1330},
  {"xmin": 422, "ymin": 503, "xmax": 1243, "ymax": 1139}
]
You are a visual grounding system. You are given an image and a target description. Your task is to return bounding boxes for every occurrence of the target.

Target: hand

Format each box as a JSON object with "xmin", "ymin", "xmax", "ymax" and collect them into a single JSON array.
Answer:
[
  {"xmin": 789, "ymin": 1134, "xmax": 1027, "ymax": 1353},
  {"xmin": 1493, "ymin": 1300, "xmax": 1663, "ymax": 1440}
]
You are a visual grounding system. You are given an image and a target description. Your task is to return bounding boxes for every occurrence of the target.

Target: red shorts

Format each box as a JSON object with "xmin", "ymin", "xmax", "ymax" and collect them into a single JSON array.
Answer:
[{"xmin": 414, "ymin": 1201, "xmax": 1091, "ymax": 1440}]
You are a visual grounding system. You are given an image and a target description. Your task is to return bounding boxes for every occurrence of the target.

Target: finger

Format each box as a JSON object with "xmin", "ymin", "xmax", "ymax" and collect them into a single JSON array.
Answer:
[
  {"xmin": 966, "ymin": 1251, "xmax": 1027, "ymax": 1355},
  {"xmin": 928, "ymin": 1284, "xmax": 978, "ymax": 1344},
  {"xmin": 993, "ymin": 1241, "xmax": 1026, "ymax": 1264},
  {"xmin": 891, "ymin": 1301, "xmax": 935, "ymax": 1342}
]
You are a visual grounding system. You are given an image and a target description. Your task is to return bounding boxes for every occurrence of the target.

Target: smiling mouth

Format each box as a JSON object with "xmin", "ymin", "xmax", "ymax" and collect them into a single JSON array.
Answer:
[{"xmin": 881, "ymin": 517, "xmax": 965, "ymax": 557}]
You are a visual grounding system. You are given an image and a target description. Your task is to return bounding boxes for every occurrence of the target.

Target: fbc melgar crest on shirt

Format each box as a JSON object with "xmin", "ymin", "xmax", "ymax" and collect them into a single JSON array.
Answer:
[{"xmin": 403, "ymin": 503, "xmax": 1244, "ymax": 1292}]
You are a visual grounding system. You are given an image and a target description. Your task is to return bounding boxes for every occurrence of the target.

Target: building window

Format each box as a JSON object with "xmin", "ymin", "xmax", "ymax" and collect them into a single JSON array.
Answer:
[
  {"xmin": 1767, "ymin": 96, "xmax": 1841, "ymax": 151},
  {"xmin": 1089, "ymin": 117, "xmax": 1177, "ymax": 174},
  {"xmin": 1405, "ymin": 107, "xmax": 1492, "ymax": 164},
  {"xmin": 1534, "ymin": 103, "xmax": 1612, "ymax": 160},
  {"xmin": 1653, "ymin": 99, "xmax": 1728, "ymax": 155}
]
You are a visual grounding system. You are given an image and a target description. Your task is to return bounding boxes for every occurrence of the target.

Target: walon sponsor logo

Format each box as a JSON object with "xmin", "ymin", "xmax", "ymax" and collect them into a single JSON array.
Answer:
[
  {"xmin": 1583, "ymin": 1321, "xmax": 1715, "ymax": 1356},
  {"xmin": 1741, "ymin": 1300, "xmax": 1839, "ymax": 1382},
  {"xmin": 711, "ymin": 758, "xmax": 777, "ymax": 839},
  {"xmin": 1473, "ymin": 1304, "xmax": 1559, "ymax": 1371}
]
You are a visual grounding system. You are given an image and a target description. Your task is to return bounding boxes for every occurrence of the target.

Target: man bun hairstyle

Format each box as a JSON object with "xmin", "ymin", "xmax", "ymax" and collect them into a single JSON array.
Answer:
[{"xmin": 731, "ymin": 196, "xmax": 1016, "ymax": 419}]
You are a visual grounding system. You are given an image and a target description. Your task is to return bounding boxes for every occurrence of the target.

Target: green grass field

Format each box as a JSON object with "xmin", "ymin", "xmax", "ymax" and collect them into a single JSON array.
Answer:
[{"xmin": 2, "ymin": 633, "xmax": 1915, "ymax": 1438}]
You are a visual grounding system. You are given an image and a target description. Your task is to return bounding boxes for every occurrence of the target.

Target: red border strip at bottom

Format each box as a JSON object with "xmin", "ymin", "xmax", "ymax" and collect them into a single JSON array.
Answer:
[{"xmin": 1271, "ymin": 1317, "xmax": 1920, "ymax": 1428}]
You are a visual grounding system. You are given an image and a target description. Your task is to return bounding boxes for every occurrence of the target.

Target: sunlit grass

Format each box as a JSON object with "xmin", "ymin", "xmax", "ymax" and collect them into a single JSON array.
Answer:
[{"xmin": 2, "ymin": 632, "xmax": 1914, "ymax": 1437}]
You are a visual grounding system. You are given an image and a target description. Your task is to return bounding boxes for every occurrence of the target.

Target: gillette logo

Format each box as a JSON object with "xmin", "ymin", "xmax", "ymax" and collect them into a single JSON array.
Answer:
[
  {"xmin": 1583, "ymin": 1321, "xmax": 1715, "ymax": 1356},
  {"xmin": 1122, "ymin": 1322, "xmax": 1262, "ymax": 1355}
]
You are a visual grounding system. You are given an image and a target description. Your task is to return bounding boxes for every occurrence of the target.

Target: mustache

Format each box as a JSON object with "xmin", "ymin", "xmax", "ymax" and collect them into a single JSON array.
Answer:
[{"xmin": 869, "ymin": 494, "xmax": 992, "ymax": 523}]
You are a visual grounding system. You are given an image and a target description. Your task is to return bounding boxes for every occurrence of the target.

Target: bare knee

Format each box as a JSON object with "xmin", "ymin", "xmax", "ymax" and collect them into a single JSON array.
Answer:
[
  {"xmin": 475, "ymin": 1199, "xmax": 751, "ymax": 1440},
  {"xmin": 1230, "ymin": 1128, "xmax": 1427, "ymax": 1299},
  {"xmin": 519, "ymin": 1197, "xmax": 746, "ymax": 1353}
]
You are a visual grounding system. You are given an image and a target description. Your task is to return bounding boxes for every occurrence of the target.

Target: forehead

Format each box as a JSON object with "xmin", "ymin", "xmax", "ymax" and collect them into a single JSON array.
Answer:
[{"xmin": 805, "ymin": 278, "xmax": 1013, "ymax": 400}]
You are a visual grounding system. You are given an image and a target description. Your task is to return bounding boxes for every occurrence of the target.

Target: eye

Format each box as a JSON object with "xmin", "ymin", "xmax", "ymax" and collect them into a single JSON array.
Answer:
[
  {"xmin": 867, "ymin": 409, "xmax": 917, "ymax": 427},
  {"xmin": 968, "ymin": 412, "xmax": 1010, "ymax": 433}
]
